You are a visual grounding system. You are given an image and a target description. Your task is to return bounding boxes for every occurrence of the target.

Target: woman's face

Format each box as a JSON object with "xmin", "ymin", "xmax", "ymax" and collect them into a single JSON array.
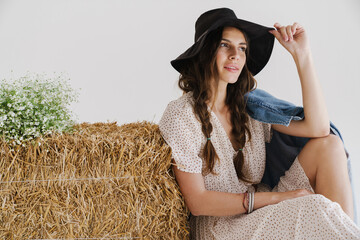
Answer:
[{"xmin": 215, "ymin": 27, "xmax": 247, "ymax": 85}]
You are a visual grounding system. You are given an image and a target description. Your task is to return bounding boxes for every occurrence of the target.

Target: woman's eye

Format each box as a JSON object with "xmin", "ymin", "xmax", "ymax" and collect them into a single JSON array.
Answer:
[
  {"xmin": 239, "ymin": 47, "xmax": 247, "ymax": 52},
  {"xmin": 220, "ymin": 43, "xmax": 229, "ymax": 48}
]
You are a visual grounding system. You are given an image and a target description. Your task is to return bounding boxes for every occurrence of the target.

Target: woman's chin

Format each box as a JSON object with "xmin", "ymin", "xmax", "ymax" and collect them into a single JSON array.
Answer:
[
  {"xmin": 227, "ymin": 78, "xmax": 239, "ymax": 85},
  {"xmin": 219, "ymin": 76, "xmax": 240, "ymax": 85}
]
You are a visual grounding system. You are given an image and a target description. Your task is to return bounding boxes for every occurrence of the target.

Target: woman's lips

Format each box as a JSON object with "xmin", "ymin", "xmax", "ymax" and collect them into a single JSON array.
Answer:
[{"xmin": 224, "ymin": 65, "xmax": 239, "ymax": 72}]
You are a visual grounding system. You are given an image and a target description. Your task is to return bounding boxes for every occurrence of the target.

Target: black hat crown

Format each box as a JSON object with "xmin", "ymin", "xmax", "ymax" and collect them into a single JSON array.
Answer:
[{"xmin": 195, "ymin": 8, "xmax": 237, "ymax": 41}]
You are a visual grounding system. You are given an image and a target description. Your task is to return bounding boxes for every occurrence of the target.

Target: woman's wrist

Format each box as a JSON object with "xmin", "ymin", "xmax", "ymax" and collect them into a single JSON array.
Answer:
[
  {"xmin": 252, "ymin": 192, "xmax": 283, "ymax": 211},
  {"xmin": 291, "ymin": 48, "xmax": 312, "ymax": 65},
  {"xmin": 271, "ymin": 192, "xmax": 284, "ymax": 204}
]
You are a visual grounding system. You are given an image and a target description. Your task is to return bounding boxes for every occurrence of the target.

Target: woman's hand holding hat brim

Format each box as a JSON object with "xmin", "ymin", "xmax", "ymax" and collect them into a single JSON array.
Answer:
[{"xmin": 269, "ymin": 22, "xmax": 310, "ymax": 57}]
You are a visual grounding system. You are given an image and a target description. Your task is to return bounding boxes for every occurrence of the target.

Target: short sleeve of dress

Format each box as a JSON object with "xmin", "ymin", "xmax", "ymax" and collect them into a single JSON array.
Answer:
[
  {"xmin": 159, "ymin": 98, "xmax": 203, "ymax": 174},
  {"xmin": 263, "ymin": 122, "xmax": 273, "ymax": 143}
]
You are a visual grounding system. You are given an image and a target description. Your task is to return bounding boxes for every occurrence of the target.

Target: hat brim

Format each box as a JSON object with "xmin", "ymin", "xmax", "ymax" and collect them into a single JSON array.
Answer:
[{"xmin": 171, "ymin": 18, "xmax": 275, "ymax": 76}]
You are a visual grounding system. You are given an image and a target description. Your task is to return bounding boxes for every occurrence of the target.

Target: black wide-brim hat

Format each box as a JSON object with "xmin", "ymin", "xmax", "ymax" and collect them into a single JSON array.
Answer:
[{"xmin": 171, "ymin": 8, "xmax": 275, "ymax": 76}]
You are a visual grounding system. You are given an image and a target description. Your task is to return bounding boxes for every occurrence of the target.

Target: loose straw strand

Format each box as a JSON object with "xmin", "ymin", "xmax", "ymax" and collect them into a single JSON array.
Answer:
[{"xmin": 0, "ymin": 176, "xmax": 139, "ymax": 184}]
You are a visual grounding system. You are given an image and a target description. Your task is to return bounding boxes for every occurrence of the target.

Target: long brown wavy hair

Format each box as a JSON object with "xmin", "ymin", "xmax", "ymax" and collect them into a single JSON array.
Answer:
[{"xmin": 178, "ymin": 27, "xmax": 257, "ymax": 183}]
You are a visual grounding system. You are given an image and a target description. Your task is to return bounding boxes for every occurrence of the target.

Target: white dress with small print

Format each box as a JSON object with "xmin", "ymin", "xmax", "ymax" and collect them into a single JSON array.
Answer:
[{"xmin": 159, "ymin": 92, "xmax": 360, "ymax": 240}]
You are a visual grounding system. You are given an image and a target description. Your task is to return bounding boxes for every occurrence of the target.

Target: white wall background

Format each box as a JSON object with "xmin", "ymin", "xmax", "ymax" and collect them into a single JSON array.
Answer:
[{"xmin": 0, "ymin": 0, "xmax": 359, "ymax": 223}]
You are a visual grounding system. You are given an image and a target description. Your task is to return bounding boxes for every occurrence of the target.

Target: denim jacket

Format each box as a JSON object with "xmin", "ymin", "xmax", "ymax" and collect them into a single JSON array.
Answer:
[{"xmin": 246, "ymin": 88, "xmax": 357, "ymax": 224}]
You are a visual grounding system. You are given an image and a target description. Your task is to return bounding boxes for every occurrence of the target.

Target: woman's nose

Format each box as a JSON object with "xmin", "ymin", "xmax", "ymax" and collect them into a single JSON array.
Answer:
[{"xmin": 229, "ymin": 49, "xmax": 240, "ymax": 60}]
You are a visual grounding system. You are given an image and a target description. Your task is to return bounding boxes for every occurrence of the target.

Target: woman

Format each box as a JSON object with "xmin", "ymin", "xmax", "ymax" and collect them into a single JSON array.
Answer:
[{"xmin": 159, "ymin": 8, "xmax": 360, "ymax": 239}]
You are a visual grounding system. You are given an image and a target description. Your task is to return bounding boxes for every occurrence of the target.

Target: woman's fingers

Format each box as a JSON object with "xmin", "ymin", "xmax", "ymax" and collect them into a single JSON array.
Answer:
[
  {"xmin": 274, "ymin": 23, "xmax": 288, "ymax": 41},
  {"xmin": 270, "ymin": 22, "xmax": 308, "ymax": 55},
  {"xmin": 272, "ymin": 22, "xmax": 300, "ymax": 42},
  {"xmin": 291, "ymin": 22, "xmax": 299, "ymax": 34},
  {"xmin": 286, "ymin": 25, "xmax": 293, "ymax": 41},
  {"xmin": 274, "ymin": 22, "xmax": 282, "ymax": 29}
]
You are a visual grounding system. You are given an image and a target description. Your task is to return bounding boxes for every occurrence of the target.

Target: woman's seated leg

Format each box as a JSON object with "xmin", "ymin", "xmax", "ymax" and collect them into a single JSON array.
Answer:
[{"xmin": 297, "ymin": 134, "xmax": 354, "ymax": 220}]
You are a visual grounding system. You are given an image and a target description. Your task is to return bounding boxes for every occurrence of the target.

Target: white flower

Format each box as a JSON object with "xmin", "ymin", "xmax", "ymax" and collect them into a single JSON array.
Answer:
[{"xmin": 0, "ymin": 72, "xmax": 78, "ymax": 147}]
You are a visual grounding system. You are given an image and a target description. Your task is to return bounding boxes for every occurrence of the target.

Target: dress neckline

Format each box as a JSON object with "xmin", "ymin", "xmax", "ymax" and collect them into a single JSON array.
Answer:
[
  {"xmin": 207, "ymin": 106, "xmax": 238, "ymax": 154},
  {"xmin": 185, "ymin": 92, "xmax": 239, "ymax": 153}
]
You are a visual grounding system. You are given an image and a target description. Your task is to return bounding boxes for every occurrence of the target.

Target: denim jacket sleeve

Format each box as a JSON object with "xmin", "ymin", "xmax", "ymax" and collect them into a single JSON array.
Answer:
[{"xmin": 246, "ymin": 88, "xmax": 357, "ymax": 223}]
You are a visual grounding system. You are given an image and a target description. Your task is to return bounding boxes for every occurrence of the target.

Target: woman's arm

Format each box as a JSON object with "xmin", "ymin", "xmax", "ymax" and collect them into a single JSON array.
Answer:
[
  {"xmin": 269, "ymin": 23, "xmax": 330, "ymax": 138},
  {"xmin": 174, "ymin": 165, "xmax": 313, "ymax": 216}
]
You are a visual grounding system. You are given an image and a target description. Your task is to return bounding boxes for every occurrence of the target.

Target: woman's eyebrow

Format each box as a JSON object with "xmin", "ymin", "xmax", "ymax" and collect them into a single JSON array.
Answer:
[{"xmin": 221, "ymin": 38, "xmax": 247, "ymax": 46}]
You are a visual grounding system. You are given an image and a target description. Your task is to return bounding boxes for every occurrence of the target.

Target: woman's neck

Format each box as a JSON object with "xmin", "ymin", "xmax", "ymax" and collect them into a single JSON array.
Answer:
[{"xmin": 209, "ymin": 81, "xmax": 228, "ymax": 112}]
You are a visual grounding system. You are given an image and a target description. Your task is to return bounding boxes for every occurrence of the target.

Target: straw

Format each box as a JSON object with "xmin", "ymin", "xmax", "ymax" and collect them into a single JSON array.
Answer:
[{"xmin": 0, "ymin": 122, "xmax": 189, "ymax": 239}]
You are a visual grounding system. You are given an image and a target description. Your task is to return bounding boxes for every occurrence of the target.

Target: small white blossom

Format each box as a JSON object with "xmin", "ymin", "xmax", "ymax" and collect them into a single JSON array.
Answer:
[{"xmin": 0, "ymin": 72, "xmax": 79, "ymax": 147}]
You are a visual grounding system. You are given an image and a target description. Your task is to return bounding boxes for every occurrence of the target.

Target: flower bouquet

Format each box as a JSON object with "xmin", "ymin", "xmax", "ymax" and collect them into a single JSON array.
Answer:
[{"xmin": 0, "ymin": 72, "xmax": 79, "ymax": 146}]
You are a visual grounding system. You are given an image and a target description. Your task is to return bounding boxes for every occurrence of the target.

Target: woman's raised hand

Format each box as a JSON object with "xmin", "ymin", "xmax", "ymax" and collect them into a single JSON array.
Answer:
[{"xmin": 269, "ymin": 22, "xmax": 310, "ymax": 57}]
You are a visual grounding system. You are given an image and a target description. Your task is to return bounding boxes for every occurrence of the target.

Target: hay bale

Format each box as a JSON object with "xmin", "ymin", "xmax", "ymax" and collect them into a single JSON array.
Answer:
[{"xmin": 0, "ymin": 122, "xmax": 189, "ymax": 239}]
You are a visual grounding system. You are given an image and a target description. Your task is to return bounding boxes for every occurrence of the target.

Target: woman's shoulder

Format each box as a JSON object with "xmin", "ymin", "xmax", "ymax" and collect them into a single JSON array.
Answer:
[
  {"xmin": 159, "ymin": 91, "xmax": 201, "ymax": 140},
  {"xmin": 159, "ymin": 92, "xmax": 197, "ymax": 127},
  {"xmin": 162, "ymin": 92, "xmax": 195, "ymax": 116}
]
